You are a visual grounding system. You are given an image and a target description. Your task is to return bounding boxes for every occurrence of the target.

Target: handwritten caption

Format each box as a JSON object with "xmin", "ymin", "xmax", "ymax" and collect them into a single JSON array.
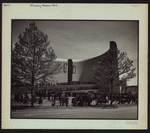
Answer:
[
  {"xmin": 4, "ymin": 4, "xmax": 10, "ymax": 6},
  {"xmin": 30, "ymin": 4, "xmax": 57, "ymax": 8},
  {"xmin": 130, "ymin": 5, "xmax": 140, "ymax": 7}
]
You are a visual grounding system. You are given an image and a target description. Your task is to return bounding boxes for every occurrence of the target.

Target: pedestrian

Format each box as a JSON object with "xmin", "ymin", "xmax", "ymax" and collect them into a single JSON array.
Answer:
[
  {"xmin": 48, "ymin": 91, "xmax": 50, "ymax": 101},
  {"xmin": 72, "ymin": 97, "xmax": 76, "ymax": 106},
  {"xmin": 59, "ymin": 93, "xmax": 62, "ymax": 106},
  {"xmin": 65, "ymin": 94, "xmax": 69, "ymax": 107},
  {"xmin": 61, "ymin": 92, "xmax": 65, "ymax": 106},
  {"xmin": 24, "ymin": 94, "xmax": 29, "ymax": 106},
  {"xmin": 17, "ymin": 93, "xmax": 20, "ymax": 103},
  {"xmin": 54, "ymin": 93, "xmax": 57, "ymax": 105},
  {"xmin": 20, "ymin": 94, "xmax": 23, "ymax": 106},
  {"xmin": 68, "ymin": 94, "xmax": 73, "ymax": 106},
  {"xmin": 39, "ymin": 96, "xmax": 43, "ymax": 106},
  {"xmin": 14, "ymin": 93, "xmax": 17, "ymax": 103},
  {"xmin": 51, "ymin": 94, "xmax": 55, "ymax": 106}
]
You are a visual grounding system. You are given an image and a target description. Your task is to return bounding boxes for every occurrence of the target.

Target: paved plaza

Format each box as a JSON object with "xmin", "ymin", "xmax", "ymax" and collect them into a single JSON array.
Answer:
[{"xmin": 11, "ymin": 99, "xmax": 138, "ymax": 119}]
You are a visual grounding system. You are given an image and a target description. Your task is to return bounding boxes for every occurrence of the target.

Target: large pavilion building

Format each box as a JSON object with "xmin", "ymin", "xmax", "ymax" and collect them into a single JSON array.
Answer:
[
  {"xmin": 52, "ymin": 41, "xmax": 120, "ymax": 93},
  {"xmin": 12, "ymin": 41, "xmax": 120, "ymax": 94}
]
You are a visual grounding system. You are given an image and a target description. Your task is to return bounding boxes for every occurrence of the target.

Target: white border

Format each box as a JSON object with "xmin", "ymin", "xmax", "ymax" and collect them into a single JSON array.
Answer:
[{"xmin": 2, "ymin": 3, "xmax": 148, "ymax": 129}]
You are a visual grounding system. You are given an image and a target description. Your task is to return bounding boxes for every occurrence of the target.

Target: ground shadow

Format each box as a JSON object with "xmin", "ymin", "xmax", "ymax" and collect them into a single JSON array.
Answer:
[{"xmin": 11, "ymin": 105, "xmax": 36, "ymax": 111}]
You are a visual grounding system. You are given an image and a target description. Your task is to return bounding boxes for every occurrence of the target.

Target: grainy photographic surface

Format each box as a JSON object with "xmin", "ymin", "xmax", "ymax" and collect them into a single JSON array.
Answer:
[{"xmin": 11, "ymin": 20, "xmax": 138, "ymax": 119}]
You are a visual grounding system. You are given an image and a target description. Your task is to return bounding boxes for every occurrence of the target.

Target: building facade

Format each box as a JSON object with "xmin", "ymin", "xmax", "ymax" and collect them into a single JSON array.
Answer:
[
  {"xmin": 53, "ymin": 41, "xmax": 120, "ymax": 93},
  {"xmin": 12, "ymin": 41, "xmax": 120, "ymax": 94}
]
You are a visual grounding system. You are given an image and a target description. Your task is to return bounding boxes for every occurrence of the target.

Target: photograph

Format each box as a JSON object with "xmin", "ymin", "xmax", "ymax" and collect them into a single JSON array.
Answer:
[
  {"xmin": 2, "ymin": 3, "xmax": 147, "ymax": 129},
  {"xmin": 11, "ymin": 20, "xmax": 138, "ymax": 119}
]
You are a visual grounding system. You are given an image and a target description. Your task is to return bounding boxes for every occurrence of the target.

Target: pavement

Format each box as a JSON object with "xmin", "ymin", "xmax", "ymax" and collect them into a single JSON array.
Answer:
[{"xmin": 11, "ymin": 99, "xmax": 138, "ymax": 119}]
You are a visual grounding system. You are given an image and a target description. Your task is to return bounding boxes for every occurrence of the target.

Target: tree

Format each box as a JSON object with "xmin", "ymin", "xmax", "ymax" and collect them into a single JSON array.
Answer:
[
  {"xmin": 92, "ymin": 43, "xmax": 136, "ymax": 105},
  {"xmin": 120, "ymin": 81, "xmax": 127, "ymax": 94},
  {"xmin": 12, "ymin": 22, "xmax": 61, "ymax": 106}
]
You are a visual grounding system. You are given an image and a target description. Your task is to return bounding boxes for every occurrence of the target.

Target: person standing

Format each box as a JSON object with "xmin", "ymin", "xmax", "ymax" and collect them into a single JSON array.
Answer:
[
  {"xmin": 59, "ymin": 93, "xmax": 62, "ymax": 106},
  {"xmin": 14, "ymin": 93, "xmax": 17, "ymax": 103},
  {"xmin": 20, "ymin": 94, "xmax": 23, "ymax": 106},
  {"xmin": 65, "ymin": 93, "xmax": 69, "ymax": 107},
  {"xmin": 48, "ymin": 91, "xmax": 50, "ymax": 101},
  {"xmin": 68, "ymin": 93, "xmax": 73, "ymax": 106},
  {"xmin": 17, "ymin": 93, "xmax": 20, "ymax": 103},
  {"xmin": 38, "ymin": 96, "xmax": 43, "ymax": 106},
  {"xmin": 51, "ymin": 94, "xmax": 55, "ymax": 106},
  {"xmin": 24, "ymin": 94, "xmax": 29, "ymax": 106},
  {"xmin": 61, "ymin": 92, "xmax": 65, "ymax": 106}
]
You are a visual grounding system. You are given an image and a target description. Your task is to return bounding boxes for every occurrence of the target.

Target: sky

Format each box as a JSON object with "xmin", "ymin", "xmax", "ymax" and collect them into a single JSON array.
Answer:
[{"xmin": 12, "ymin": 20, "xmax": 138, "ymax": 86}]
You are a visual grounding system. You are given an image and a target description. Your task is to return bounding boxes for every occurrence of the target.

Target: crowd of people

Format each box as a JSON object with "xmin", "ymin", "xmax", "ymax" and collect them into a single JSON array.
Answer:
[
  {"xmin": 12, "ymin": 90, "xmax": 138, "ymax": 107},
  {"xmin": 13, "ymin": 93, "xmax": 36, "ymax": 105}
]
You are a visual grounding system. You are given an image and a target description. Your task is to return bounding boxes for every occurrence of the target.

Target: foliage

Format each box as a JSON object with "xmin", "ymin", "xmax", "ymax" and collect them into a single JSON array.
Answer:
[
  {"xmin": 12, "ymin": 22, "xmax": 61, "ymax": 106},
  {"xmin": 92, "ymin": 48, "xmax": 136, "ymax": 104}
]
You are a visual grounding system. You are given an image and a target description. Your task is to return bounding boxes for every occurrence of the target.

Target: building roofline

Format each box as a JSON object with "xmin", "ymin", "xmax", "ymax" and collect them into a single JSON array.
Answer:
[{"xmin": 56, "ymin": 41, "xmax": 117, "ymax": 63}]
